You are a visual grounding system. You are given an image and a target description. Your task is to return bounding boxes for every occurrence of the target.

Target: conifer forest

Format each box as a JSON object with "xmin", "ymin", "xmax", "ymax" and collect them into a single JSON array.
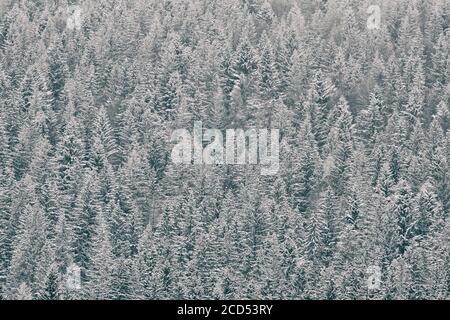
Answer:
[{"xmin": 0, "ymin": 0, "xmax": 449, "ymax": 300}]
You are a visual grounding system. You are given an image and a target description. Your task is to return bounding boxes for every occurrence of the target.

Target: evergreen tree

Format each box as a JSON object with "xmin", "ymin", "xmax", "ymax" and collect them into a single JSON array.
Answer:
[{"xmin": 86, "ymin": 209, "xmax": 115, "ymax": 299}]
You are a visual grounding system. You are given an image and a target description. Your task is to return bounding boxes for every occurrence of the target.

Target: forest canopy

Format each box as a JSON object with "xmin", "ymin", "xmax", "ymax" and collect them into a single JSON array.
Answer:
[{"xmin": 0, "ymin": 0, "xmax": 448, "ymax": 300}]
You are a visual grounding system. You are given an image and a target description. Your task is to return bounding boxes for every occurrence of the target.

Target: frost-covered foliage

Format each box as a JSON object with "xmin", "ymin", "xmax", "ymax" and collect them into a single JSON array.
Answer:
[{"xmin": 0, "ymin": 0, "xmax": 448, "ymax": 300}]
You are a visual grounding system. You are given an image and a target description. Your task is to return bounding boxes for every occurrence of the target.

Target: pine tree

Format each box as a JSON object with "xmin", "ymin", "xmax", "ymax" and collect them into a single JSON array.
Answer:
[
  {"xmin": 308, "ymin": 70, "xmax": 336, "ymax": 150},
  {"xmin": 56, "ymin": 102, "xmax": 85, "ymax": 215},
  {"xmin": 391, "ymin": 180, "xmax": 416, "ymax": 255},
  {"xmin": 257, "ymin": 32, "xmax": 280, "ymax": 100},
  {"xmin": 6, "ymin": 199, "xmax": 48, "ymax": 298},
  {"xmin": 15, "ymin": 283, "xmax": 33, "ymax": 300},
  {"xmin": 316, "ymin": 187, "xmax": 339, "ymax": 264},
  {"xmin": 86, "ymin": 209, "xmax": 115, "ymax": 299},
  {"xmin": 405, "ymin": 61, "xmax": 426, "ymax": 121},
  {"xmin": 305, "ymin": 206, "xmax": 327, "ymax": 265},
  {"xmin": 156, "ymin": 71, "xmax": 182, "ymax": 121},
  {"xmin": 0, "ymin": 165, "xmax": 14, "ymax": 296},
  {"xmin": 90, "ymin": 106, "xmax": 119, "ymax": 169},
  {"xmin": 287, "ymin": 114, "xmax": 321, "ymax": 213},
  {"xmin": 355, "ymin": 87, "xmax": 385, "ymax": 148},
  {"xmin": 325, "ymin": 97, "xmax": 354, "ymax": 195},
  {"xmin": 413, "ymin": 181, "xmax": 444, "ymax": 240},
  {"xmin": 72, "ymin": 170, "xmax": 102, "ymax": 276}
]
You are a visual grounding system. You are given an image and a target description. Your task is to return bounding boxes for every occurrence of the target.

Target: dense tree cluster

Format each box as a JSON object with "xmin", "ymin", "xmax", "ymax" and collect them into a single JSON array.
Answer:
[{"xmin": 0, "ymin": 0, "xmax": 448, "ymax": 299}]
